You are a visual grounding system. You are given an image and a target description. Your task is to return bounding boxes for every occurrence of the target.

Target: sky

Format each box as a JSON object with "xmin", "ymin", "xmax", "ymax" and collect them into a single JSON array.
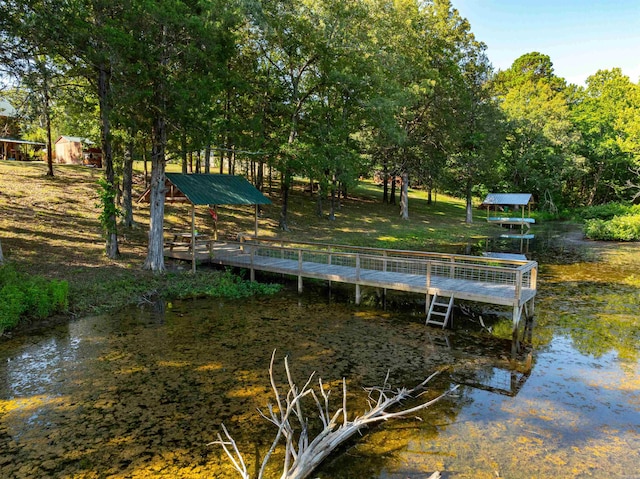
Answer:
[{"xmin": 449, "ymin": 0, "xmax": 640, "ymax": 86}]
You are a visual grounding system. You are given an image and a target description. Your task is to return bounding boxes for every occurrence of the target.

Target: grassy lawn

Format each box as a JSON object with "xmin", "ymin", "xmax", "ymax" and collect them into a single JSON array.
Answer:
[{"xmin": 0, "ymin": 160, "xmax": 501, "ymax": 322}]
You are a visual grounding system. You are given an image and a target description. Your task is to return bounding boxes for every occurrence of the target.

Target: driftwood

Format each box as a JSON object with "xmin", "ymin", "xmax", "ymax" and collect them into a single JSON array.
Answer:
[{"xmin": 212, "ymin": 350, "xmax": 457, "ymax": 479}]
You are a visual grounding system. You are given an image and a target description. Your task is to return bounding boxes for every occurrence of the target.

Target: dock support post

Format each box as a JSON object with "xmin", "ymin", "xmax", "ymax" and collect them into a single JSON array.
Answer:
[
  {"xmin": 298, "ymin": 249, "xmax": 303, "ymax": 293},
  {"xmin": 355, "ymin": 254, "xmax": 361, "ymax": 305},
  {"xmin": 512, "ymin": 304, "xmax": 522, "ymax": 337},
  {"xmin": 382, "ymin": 251, "xmax": 387, "ymax": 298},
  {"xmin": 250, "ymin": 246, "xmax": 255, "ymax": 282},
  {"xmin": 328, "ymin": 247, "xmax": 332, "ymax": 289},
  {"xmin": 425, "ymin": 293, "xmax": 431, "ymax": 316}
]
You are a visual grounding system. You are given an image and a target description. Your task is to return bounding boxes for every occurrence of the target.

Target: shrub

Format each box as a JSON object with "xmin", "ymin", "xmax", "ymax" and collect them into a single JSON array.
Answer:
[
  {"xmin": 164, "ymin": 270, "xmax": 281, "ymax": 300},
  {"xmin": 577, "ymin": 202, "xmax": 639, "ymax": 221},
  {"xmin": 0, "ymin": 265, "xmax": 69, "ymax": 333},
  {"xmin": 0, "ymin": 283, "xmax": 27, "ymax": 332},
  {"xmin": 584, "ymin": 214, "xmax": 640, "ymax": 241}
]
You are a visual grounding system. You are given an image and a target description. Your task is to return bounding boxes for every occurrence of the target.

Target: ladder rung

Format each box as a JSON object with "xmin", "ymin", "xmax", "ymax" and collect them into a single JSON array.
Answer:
[
  {"xmin": 430, "ymin": 311, "xmax": 447, "ymax": 316},
  {"xmin": 433, "ymin": 302, "xmax": 450, "ymax": 307}
]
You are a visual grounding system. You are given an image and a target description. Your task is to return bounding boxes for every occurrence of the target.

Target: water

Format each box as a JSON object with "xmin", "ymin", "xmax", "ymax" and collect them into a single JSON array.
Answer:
[{"xmin": 1, "ymin": 224, "xmax": 639, "ymax": 478}]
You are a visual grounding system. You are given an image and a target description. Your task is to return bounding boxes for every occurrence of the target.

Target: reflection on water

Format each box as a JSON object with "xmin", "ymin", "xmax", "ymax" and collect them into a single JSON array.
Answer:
[{"xmin": 0, "ymin": 225, "xmax": 639, "ymax": 478}]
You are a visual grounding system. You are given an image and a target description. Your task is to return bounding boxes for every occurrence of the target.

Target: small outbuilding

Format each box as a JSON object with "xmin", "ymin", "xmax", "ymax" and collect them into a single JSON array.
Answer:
[
  {"xmin": 54, "ymin": 136, "xmax": 103, "ymax": 167},
  {"xmin": 0, "ymin": 138, "xmax": 46, "ymax": 161},
  {"xmin": 481, "ymin": 193, "xmax": 535, "ymax": 230}
]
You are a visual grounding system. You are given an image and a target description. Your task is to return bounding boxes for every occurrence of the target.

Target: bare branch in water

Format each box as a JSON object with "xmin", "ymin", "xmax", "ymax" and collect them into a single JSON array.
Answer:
[{"xmin": 211, "ymin": 350, "xmax": 457, "ymax": 479}]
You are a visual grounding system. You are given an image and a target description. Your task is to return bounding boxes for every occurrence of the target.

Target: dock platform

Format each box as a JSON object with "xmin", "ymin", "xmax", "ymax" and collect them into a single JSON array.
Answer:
[{"xmin": 165, "ymin": 236, "xmax": 538, "ymax": 334}]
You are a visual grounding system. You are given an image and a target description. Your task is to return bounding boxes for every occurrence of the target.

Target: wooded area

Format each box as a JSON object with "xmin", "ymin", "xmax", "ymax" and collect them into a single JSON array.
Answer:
[{"xmin": 1, "ymin": 0, "xmax": 639, "ymax": 270}]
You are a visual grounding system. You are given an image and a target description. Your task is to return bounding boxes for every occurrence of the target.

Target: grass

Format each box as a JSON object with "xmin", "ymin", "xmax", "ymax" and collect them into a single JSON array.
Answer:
[{"xmin": 0, "ymin": 159, "xmax": 501, "ymax": 330}]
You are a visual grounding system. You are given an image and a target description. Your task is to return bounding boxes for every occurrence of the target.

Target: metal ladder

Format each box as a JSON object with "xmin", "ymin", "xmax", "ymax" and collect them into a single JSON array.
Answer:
[{"xmin": 426, "ymin": 293, "xmax": 455, "ymax": 329}]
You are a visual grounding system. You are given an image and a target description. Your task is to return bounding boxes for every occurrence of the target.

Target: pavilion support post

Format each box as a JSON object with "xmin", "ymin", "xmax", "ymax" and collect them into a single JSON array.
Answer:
[
  {"xmin": 214, "ymin": 205, "xmax": 218, "ymax": 241},
  {"xmin": 191, "ymin": 204, "xmax": 196, "ymax": 273}
]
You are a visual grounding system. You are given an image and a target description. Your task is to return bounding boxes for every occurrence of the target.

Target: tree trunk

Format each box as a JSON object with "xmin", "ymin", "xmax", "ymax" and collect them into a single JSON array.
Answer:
[
  {"xmin": 400, "ymin": 171, "xmax": 409, "ymax": 220},
  {"xmin": 181, "ymin": 133, "xmax": 188, "ymax": 174},
  {"xmin": 390, "ymin": 176, "xmax": 396, "ymax": 205},
  {"xmin": 121, "ymin": 136, "xmax": 135, "ymax": 228},
  {"xmin": 43, "ymin": 69, "xmax": 54, "ymax": 177},
  {"xmin": 587, "ymin": 161, "xmax": 605, "ymax": 206},
  {"xmin": 205, "ymin": 144, "xmax": 211, "ymax": 173},
  {"xmin": 98, "ymin": 65, "xmax": 119, "ymax": 259},
  {"xmin": 279, "ymin": 170, "xmax": 291, "ymax": 231},
  {"xmin": 316, "ymin": 182, "xmax": 323, "ymax": 218},
  {"xmin": 382, "ymin": 158, "xmax": 388, "ymax": 204},
  {"xmin": 0, "ymin": 238, "xmax": 4, "ymax": 265},
  {"xmin": 144, "ymin": 115, "xmax": 167, "ymax": 272},
  {"xmin": 329, "ymin": 175, "xmax": 337, "ymax": 221},
  {"xmin": 143, "ymin": 142, "xmax": 149, "ymax": 188},
  {"xmin": 465, "ymin": 180, "xmax": 473, "ymax": 224},
  {"xmin": 257, "ymin": 161, "xmax": 264, "ymax": 192}
]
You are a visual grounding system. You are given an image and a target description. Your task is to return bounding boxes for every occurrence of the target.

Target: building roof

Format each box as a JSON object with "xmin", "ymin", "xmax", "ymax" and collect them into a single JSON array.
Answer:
[
  {"xmin": 0, "ymin": 137, "xmax": 45, "ymax": 146},
  {"xmin": 0, "ymin": 98, "xmax": 17, "ymax": 117},
  {"xmin": 56, "ymin": 136, "xmax": 95, "ymax": 145},
  {"xmin": 164, "ymin": 173, "xmax": 271, "ymax": 206},
  {"xmin": 482, "ymin": 193, "xmax": 533, "ymax": 206}
]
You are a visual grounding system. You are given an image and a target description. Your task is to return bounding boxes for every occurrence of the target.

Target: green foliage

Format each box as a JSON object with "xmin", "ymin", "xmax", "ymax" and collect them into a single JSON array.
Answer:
[
  {"xmin": 96, "ymin": 177, "xmax": 121, "ymax": 235},
  {"xmin": 584, "ymin": 214, "xmax": 640, "ymax": 241},
  {"xmin": 164, "ymin": 270, "xmax": 282, "ymax": 300},
  {"xmin": 0, "ymin": 265, "xmax": 69, "ymax": 333},
  {"xmin": 575, "ymin": 202, "xmax": 640, "ymax": 221}
]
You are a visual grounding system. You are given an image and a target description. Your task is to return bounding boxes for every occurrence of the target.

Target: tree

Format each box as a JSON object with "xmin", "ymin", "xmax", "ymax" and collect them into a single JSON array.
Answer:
[
  {"xmin": 494, "ymin": 53, "xmax": 575, "ymax": 208},
  {"xmin": 1, "ymin": 0, "xmax": 124, "ymax": 257},
  {"xmin": 254, "ymin": 0, "xmax": 371, "ymax": 230},
  {"xmin": 572, "ymin": 69, "xmax": 639, "ymax": 205},
  {"xmin": 424, "ymin": 0, "xmax": 504, "ymax": 223},
  {"xmin": 122, "ymin": 0, "xmax": 240, "ymax": 271}
]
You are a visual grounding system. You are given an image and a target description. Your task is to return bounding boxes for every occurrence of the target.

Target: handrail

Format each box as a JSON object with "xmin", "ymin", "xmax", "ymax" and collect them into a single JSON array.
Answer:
[
  {"xmin": 229, "ymin": 240, "xmax": 537, "ymax": 295},
  {"xmin": 234, "ymin": 240, "xmax": 526, "ymax": 276},
  {"xmin": 238, "ymin": 235, "xmax": 531, "ymax": 267}
]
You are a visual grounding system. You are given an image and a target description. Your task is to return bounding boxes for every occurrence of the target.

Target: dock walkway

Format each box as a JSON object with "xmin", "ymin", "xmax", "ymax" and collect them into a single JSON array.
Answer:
[{"xmin": 165, "ymin": 236, "xmax": 538, "ymax": 333}]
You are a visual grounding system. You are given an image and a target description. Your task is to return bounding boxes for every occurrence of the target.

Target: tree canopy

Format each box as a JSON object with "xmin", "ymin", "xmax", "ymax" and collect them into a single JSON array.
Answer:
[{"xmin": 2, "ymin": 0, "xmax": 639, "ymax": 266}]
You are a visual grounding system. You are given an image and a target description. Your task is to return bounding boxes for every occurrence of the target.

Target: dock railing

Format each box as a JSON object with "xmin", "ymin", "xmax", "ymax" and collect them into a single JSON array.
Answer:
[{"xmin": 227, "ymin": 236, "xmax": 537, "ymax": 303}]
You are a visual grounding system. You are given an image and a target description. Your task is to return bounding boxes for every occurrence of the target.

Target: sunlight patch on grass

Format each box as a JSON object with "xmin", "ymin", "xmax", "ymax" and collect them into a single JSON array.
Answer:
[{"xmin": 377, "ymin": 236, "xmax": 399, "ymax": 242}]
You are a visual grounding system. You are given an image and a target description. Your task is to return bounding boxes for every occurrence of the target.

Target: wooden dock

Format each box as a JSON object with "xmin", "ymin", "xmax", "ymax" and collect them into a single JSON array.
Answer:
[{"xmin": 164, "ymin": 236, "xmax": 537, "ymax": 334}]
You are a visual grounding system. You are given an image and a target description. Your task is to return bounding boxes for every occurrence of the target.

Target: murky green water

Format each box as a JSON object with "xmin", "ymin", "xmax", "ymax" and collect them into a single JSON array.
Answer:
[{"xmin": 1, "ymin": 225, "xmax": 639, "ymax": 478}]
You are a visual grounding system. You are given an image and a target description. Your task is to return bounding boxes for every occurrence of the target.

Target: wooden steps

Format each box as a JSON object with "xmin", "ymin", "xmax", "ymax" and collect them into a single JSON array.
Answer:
[{"xmin": 426, "ymin": 294, "xmax": 454, "ymax": 329}]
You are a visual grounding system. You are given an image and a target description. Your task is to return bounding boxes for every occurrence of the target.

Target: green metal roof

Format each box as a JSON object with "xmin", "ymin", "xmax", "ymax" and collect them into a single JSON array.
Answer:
[{"xmin": 165, "ymin": 173, "xmax": 271, "ymax": 206}]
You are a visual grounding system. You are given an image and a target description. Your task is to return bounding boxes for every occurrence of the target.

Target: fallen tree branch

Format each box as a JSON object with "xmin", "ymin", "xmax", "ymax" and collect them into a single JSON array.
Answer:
[{"xmin": 211, "ymin": 350, "xmax": 458, "ymax": 479}]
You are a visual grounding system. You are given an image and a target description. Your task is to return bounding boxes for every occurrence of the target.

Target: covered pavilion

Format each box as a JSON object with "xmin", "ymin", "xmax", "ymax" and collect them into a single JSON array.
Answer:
[
  {"xmin": 481, "ymin": 193, "xmax": 535, "ymax": 230},
  {"xmin": 139, "ymin": 173, "xmax": 271, "ymax": 271}
]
